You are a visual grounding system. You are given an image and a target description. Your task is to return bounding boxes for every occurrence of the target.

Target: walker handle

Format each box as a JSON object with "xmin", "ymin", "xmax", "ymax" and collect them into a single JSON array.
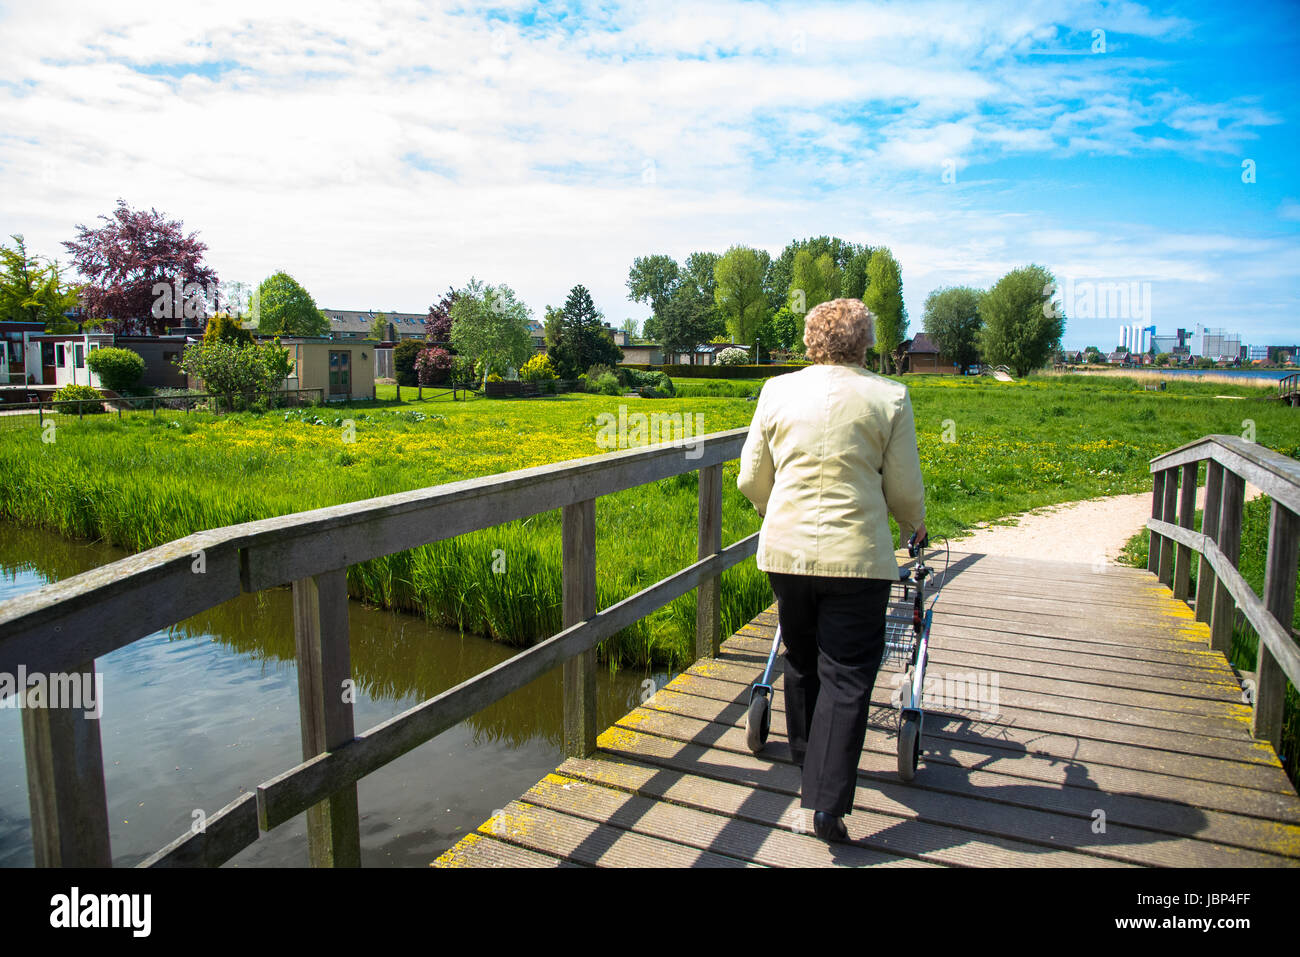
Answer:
[{"xmin": 907, "ymin": 531, "xmax": 929, "ymax": 558}]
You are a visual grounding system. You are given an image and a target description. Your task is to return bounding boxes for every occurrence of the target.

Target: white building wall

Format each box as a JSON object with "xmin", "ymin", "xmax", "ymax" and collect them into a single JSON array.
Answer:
[{"xmin": 52, "ymin": 336, "xmax": 106, "ymax": 388}]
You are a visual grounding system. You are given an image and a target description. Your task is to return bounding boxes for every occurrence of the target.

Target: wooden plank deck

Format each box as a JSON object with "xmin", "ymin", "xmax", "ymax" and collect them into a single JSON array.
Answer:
[{"xmin": 434, "ymin": 550, "xmax": 1300, "ymax": 868}]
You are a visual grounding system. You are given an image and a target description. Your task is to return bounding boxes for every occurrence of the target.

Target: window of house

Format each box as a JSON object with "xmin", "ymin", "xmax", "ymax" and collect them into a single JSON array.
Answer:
[
  {"xmin": 55, "ymin": 344, "xmax": 65, "ymax": 366},
  {"xmin": 74, "ymin": 344, "xmax": 85, "ymax": 369}
]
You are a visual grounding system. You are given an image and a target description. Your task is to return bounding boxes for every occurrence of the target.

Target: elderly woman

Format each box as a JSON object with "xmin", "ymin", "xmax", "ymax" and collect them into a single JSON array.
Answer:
[{"xmin": 737, "ymin": 298, "xmax": 926, "ymax": 843}]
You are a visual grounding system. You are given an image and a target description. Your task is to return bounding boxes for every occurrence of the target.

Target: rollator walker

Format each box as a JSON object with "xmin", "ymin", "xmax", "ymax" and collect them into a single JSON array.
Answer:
[{"xmin": 744, "ymin": 531, "xmax": 949, "ymax": 782}]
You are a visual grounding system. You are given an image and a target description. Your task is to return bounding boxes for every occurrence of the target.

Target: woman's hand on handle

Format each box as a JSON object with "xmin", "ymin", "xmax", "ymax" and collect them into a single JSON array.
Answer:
[{"xmin": 907, "ymin": 523, "xmax": 928, "ymax": 556}]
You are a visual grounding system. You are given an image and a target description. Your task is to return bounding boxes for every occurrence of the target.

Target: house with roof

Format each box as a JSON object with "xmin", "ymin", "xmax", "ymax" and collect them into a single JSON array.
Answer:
[
  {"xmin": 666, "ymin": 343, "xmax": 727, "ymax": 365},
  {"xmin": 525, "ymin": 320, "xmax": 547, "ymax": 352},
  {"xmin": 320, "ymin": 309, "xmax": 427, "ymax": 341},
  {"xmin": 619, "ymin": 343, "xmax": 664, "ymax": 365},
  {"xmin": 276, "ymin": 338, "xmax": 376, "ymax": 401},
  {"xmin": 27, "ymin": 332, "xmax": 117, "ymax": 388},
  {"xmin": 0, "ymin": 320, "xmax": 46, "ymax": 386},
  {"xmin": 901, "ymin": 333, "xmax": 959, "ymax": 374},
  {"xmin": 17, "ymin": 329, "xmax": 201, "ymax": 391}
]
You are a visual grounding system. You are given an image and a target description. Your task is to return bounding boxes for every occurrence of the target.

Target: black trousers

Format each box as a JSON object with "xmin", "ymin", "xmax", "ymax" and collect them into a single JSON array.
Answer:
[{"xmin": 768, "ymin": 572, "xmax": 892, "ymax": 817}]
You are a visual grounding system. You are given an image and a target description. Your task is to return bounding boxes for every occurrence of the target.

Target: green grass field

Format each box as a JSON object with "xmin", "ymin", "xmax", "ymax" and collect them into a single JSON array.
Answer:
[{"xmin": 1, "ymin": 371, "xmax": 1296, "ymax": 668}]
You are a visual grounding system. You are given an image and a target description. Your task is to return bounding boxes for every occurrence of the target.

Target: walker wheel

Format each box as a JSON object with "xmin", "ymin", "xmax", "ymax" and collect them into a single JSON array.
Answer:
[
  {"xmin": 898, "ymin": 713, "xmax": 921, "ymax": 781},
  {"xmin": 746, "ymin": 693, "xmax": 771, "ymax": 754}
]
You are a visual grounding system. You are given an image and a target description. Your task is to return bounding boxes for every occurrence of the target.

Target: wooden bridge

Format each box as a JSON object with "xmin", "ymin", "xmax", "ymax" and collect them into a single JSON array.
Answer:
[
  {"xmin": 1, "ymin": 429, "xmax": 1298, "ymax": 867},
  {"xmin": 1280, "ymin": 373, "xmax": 1299, "ymax": 408},
  {"xmin": 434, "ymin": 548, "xmax": 1300, "ymax": 867}
]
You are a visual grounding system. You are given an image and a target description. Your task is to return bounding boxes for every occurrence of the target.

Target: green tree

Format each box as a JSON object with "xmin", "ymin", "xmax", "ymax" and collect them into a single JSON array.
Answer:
[
  {"xmin": 626, "ymin": 254, "xmax": 680, "ymax": 343},
  {"xmin": 863, "ymin": 247, "xmax": 907, "ymax": 373},
  {"xmin": 659, "ymin": 282, "xmax": 718, "ymax": 364},
  {"xmin": 621, "ymin": 318, "xmax": 639, "ymax": 339},
  {"xmin": 714, "ymin": 246, "xmax": 769, "ymax": 346},
  {"xmin": 0, "ymin": 235, "xmax": 78, "ymax": 328},
  {"xmin": 543, "ymin": 305, "xmax": 565, "ymax": 350},
  {"xmin": 922, "ymin": 286, "xmax": 984, "ymax": 373},
  {"xmin": 450, "ymin": 277, "xmax": 534, "ymax": 386},
  {"xmin": 978, "ymin": 264, "xmax": 1065, "ymax": 377},
  {"xmin": 768, "ymin": 236, "xmax": 865, "ymax": 311},
  {"xmin": 393, "ymin": 339, "xmax": 423, "ymax": 386},
  {"xmin": 254, "ymin": 271, "xmax": 328, "ymax": 337},
  {"xmin": 369, "ymin": 312, "xmax": 389, "ymax": 340},
  {"xmin": 263, "ymin": 339, "xmax": 293, "ymax": 384},
  {"xmin": 683, "ymin": 252, "xmax": 719, "ymax": 297},
  {"xmin": 789, "ymin": 250, "xmax": 841, "ymax": 315},
  {"xmin": 841, "ymin": 246, "xmax": 875, "ymax": 300},
  {"xmin": 178, "ymin": 339, "xmax": 283, "ymax": 396},
  {"xmin": 549, "ymin": 284, "xmax": 622, "ymax": 378},
  {"xmin": 85, "ymin": 347, "xmax": 145, "ymax": 393},
  {"xmin": 770, "ymin": 306, "xmax": 802, "ymax": 351},
  {"xmin": 203, "ymin": 312, "xmax": 254, "ymax": 346},
  {"xmin": 679, "ymin": 251, "xmax": 725, "ymax": 340}
]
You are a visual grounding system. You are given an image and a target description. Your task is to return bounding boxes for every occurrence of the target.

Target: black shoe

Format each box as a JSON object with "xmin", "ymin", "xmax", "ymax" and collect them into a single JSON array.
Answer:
[{"xmin": 813, "ymin": 811, "xmax": 848, "ymax": 843}]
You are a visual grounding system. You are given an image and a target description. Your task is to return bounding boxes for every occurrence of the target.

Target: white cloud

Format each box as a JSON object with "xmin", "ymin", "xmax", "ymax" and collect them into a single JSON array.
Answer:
[{"xmin": 0, "ymin": 0, "xmax": 1294, "ymax": 345}]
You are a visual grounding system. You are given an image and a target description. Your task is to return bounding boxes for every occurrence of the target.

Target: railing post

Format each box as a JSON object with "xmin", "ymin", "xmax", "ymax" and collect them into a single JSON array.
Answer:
[
  {"xmin": 1196, "ymin": 460, "xmax": 1224, "ymax": 623},
  {"xmin": 1158, "ymin": 466, "xmax": 1179, "ymax": 586},
  {"xmin": 1172, "ymin": 461, "xmax": 1197, "ymax": 599},
  {"xmin": 1148, "ymin": 469, "xmax": 1166, "ymax": 575},
  {"xmin": 291, "ymin": 568, "xmax": 361, "ymax": 867},
  {"xmin": 1209, "ymin": 470, "xmax": 1245, "ymax": 654},
  {"xmin": 696, "ymin": 463, "xmax": 723, "ymax": 660},
  {"xmin": 1255, "ymin": 502, "xmax": 1299, "ymax": 748},
  {"xmin": 562, "ymin": 499, "xmax": 597, "ymax": 758},
  {"xmin": 20, "ymin": 659, "xmax": 112, "ymax": 866}
]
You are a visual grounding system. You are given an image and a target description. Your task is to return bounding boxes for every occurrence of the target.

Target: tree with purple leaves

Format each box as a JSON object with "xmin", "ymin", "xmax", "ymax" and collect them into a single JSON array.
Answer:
[
  {"xmin": 62, "ymin": 199, "xmax": 218, "ymax": 335},
  {"xmin": 415, "ymin": 346, "xmax": 453, "ymax": 385},
  {"xmin": 425, "ymin": 287, "xmax": 457, "ymax": 346}
]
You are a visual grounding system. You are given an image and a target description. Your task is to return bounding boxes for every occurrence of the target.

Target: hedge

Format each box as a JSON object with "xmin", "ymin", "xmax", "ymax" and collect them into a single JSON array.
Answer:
[
  {"xmin": 85, "ymin": 347, "xmax": 145, "ymax": 393},
  {"xmin": 638, "ymin": 363, "xmax": 809, "ymax": 379}
]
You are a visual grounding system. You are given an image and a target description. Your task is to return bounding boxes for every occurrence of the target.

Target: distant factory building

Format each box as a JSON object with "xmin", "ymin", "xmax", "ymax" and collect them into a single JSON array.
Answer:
[
  {"xmin": 1118, "ymin": 323, "xmax": 1156, "ymax": 353},
  {"xmin": 1191, "ymin": 325, "xmax": 1242, "ymax": 361}
]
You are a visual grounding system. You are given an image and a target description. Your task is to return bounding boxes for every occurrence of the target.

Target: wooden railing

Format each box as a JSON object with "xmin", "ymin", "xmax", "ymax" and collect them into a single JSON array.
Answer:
[
  {"xmin": 0, "ymin": 427, "xmax": 756, "ymax": 867},
  {"xmin": 1279, "ymin": 373, "xmax": 1299, "ymax": 405},
  {"xmin": 1146, "ymin": 435, "xmax": 1300, "ymax": 749}
]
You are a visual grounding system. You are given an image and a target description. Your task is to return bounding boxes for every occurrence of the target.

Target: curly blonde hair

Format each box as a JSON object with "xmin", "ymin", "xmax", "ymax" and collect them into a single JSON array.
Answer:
[{"xmin": 803, "ymin": 298, "xmax": 874, "ymax": 365}]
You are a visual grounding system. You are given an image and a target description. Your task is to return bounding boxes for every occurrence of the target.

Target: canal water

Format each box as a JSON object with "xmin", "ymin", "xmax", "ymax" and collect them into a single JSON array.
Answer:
[{"xmin": 0, "ymin": 524, "xmax": 672, "ymax": 867}]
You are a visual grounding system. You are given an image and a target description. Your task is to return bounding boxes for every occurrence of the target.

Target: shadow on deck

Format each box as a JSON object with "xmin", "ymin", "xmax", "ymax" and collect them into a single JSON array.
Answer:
[{"xmin": 436, "ymin": 551, "xmax": 1300, "ymax": 868}]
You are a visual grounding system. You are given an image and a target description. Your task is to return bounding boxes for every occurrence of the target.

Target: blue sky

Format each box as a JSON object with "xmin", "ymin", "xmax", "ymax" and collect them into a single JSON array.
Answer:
[{"xmin": 0, "ymin": 0, "xmax": 1296, "ymax": 349}]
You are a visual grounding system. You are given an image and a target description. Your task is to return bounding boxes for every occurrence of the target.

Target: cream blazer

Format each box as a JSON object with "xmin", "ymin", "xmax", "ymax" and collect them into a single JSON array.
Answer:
[{"xmin": 737, "ymin": 363, "xmax": 926, "ymax": 580}]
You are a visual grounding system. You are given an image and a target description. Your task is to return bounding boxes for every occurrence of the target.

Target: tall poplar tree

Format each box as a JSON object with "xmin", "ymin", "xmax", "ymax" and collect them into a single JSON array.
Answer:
[
  {"xmin": 863, "ymin": 247, "xmax": 906, "ymax": 373},
  {"xmin": 714, "ymin": 245, "xmax": 769, "ymax": 346}
]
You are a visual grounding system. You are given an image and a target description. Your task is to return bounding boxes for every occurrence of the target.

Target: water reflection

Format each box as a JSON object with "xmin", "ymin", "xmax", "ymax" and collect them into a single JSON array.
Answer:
[{"xmin": 0, "ymin": 524, "xmax": 672, "ymax": 867}]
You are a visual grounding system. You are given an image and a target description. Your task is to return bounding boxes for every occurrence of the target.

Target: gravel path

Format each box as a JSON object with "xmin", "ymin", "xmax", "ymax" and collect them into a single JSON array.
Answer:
[{"xmin": 947, "ymin": 485, "xmax": 1262, "ymax": 568}]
